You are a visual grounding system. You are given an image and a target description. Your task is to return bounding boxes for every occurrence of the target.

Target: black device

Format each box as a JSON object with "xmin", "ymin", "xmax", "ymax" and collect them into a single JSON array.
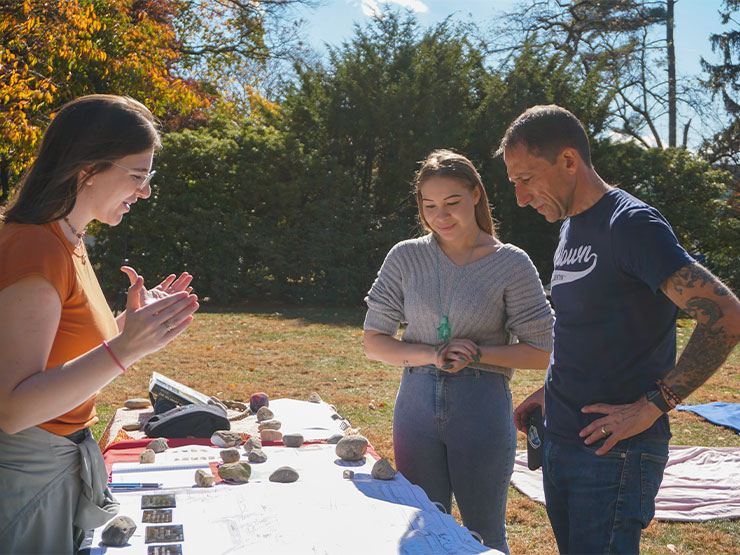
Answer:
[
  {"xmin": 526, "ymin": 409, "xmax": 544, "ymax": 471},
  {"xmin": 646, "ymin": 388, "xmax": 673, "ymax": 413},
  {"xmin": 143, "ymin": 403, "xmax": 229, "ymax": 438}
]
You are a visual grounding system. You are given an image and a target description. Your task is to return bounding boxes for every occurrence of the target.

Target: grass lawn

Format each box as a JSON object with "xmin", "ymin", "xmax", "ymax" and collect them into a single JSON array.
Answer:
[{"xmin": 93, "ymin": 308, "xmax": 740, "ymax": 554}]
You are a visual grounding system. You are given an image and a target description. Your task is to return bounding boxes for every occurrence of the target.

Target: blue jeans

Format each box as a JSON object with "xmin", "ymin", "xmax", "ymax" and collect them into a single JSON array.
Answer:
[
  {"xmin": 542, "ymin": 435, "xmax": 669, "ymax": 554},
  {"xmin": 393, "ymin": 365, "xmax": 516, "ymax": 554}
]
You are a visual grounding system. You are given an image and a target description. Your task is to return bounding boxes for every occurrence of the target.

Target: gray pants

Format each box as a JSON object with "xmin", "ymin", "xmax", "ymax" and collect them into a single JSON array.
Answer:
[{"xmin": 0, "ymin": 426, "xmax": 119, "ymax": 554}]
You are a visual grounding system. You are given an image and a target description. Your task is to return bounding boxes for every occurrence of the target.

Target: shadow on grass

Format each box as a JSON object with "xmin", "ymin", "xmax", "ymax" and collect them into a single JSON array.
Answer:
[{"xmin": 197, "ymin": 302, "xmax": 367, "ymax": 327}]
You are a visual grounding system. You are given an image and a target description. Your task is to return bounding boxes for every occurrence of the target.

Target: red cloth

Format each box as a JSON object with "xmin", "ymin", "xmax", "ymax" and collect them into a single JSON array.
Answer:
[{"xmin": 102, "ymin": 438, "xmax": 375, "ymax": 478}]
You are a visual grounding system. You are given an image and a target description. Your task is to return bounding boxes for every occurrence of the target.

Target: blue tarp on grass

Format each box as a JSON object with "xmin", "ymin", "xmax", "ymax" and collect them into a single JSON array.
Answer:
[{"xmin": 676, "ymin": 402, "xmax": 740, "ymax": 434}]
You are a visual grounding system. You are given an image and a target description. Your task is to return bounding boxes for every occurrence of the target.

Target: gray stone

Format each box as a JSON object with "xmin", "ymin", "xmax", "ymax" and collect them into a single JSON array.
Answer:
[
  {"xmin": 326, "ymin": 433, "xmax": 343, "ymax": 445},
  {"xmin": 243, "ymin": 437, "xmax": 262, "ymax": 454},
  {"xmin": 282, "ymin": 433, "xmax": 304, "ymax": 448},
  {"xmin": 371, "ymin": 458, "xmax": 396, "ymax": 480},
  {"xmin": 256, "ymin": 406, "xmax": 274, "ymax": 422},
  {"xmin": 146, "ymin": 438, "xmax": 168, "ymax": 453},
  {"xmin": 220, "ymin": 448, "xmax": 241, "ymax": 463},
  {"xmin": 260, "ymin": 429, "xmax": 282, "ymax": 442},
  {"xmin": 123, "ymin": 398, "xmax": 150, "ymax": 410},
  {"xmin": 257, "ymin": 419, "xmax": 282, "ymax": 431},
  {"xmin": 343, "ymin": 470, "xmax": 354, "ymax": 480},
  {"xmin": 211, "ymin": 430, "xmax": 243, "ymax": 448},
  {"xmin": 139, "ymin": 449, "xmax": 155, "ymax": 464},
  {"xmin": 307, "ymin": 392, "xmax": 322, "ymax": 403},
  {"xmin": 269, "ymin": 466, "xmax": 299, "ymax": 483},
  {"xmin": 248, "ymin": 448, "xmax": 268, "ymax": 463},
  {"xmin": 122, "ymin": 423, "xmax": 142, "ymax": 431},
  {"xmin": 218, "ymin": 462, "xmax": 251, "ymax": 483},
  {"xmin": 101, "ymin": 515, "xmax": 137, "ymax": 546},
  {"xmin": 194, "ymin": 468, "xmax": 215, "ymax": 488},
  {"xmin": 335, "ymin": 435, "xmax": 368, "ymax": 461}
]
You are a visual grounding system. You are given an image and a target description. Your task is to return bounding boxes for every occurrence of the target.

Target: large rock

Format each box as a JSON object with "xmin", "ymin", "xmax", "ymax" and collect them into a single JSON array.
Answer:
[
  {"xmin": 256, "ymin": 406, "xmax": 274, "ymax": 422},
  {"xmin": 101, "ymin": 515, "xmax": 136, "ymax": 546},
  {"xmin": 147, "ymin": 438, "xmax": 168, "ymax": 453},
  {"xmin": 218, "ymin": 462, "xmax": 251, "ymax": 483},
  {"xmin": 124, "ymin": 398, "xmax": 151, "ymax": 410},
  {"xmin": 257, "ymin": 419, "xmax": 282, "ymax": 431},
  {"xmin": 220, "ymin": 448, "xmax": 241, "ymax": 463},
  {"xmin": 371, "ymin": 458, "xmax": 396, "ymax": 480},
  {"xmin": 139, "ymin": 449, "xmax": 155, "ymax": 464},
  {"xmin": 260, "ymin": 429, "xmax": 282, "ymax": 442},
  {"xmin": 335, "ymin": 435, "xmax": 368, "ymax": 462},
  {"xmin": 248, "ymin": 448, "xmax": 268, "ymax": 463},
  {"xmin": 269, "ymin": 466, "xmax": 299, "ymax": 483},
  {"xmin": 243, "ymin": 437, "xmax": 262, "ymax": 454},
  {"xmin": 282, "ymin": 433, "xmax": 304, "ymax": 448},
  {"xmin": 211, "ymin": 430, "xmax": 243, "ymax": 448},
  {"xmin": 194, "ymin": 468, "xmax": 215, "ymax": 488}
]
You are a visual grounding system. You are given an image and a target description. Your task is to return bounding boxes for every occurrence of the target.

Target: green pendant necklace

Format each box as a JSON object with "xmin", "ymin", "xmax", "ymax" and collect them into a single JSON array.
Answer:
[{"xmin": 435, "ymin": 229, "xmax": 481, "ymax": 345}]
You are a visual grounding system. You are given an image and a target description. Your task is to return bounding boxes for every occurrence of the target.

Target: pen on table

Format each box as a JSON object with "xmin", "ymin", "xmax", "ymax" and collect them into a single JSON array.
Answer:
[{"xmin": 109, "ymin": 482, "xmax": 162, "ymax": 489}]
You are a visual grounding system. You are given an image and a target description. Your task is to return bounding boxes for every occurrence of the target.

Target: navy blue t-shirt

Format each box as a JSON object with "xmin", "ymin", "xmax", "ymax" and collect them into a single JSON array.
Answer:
[{"xmin": 545, "ymin": 188, "xmax": 695, "ymax": 443}]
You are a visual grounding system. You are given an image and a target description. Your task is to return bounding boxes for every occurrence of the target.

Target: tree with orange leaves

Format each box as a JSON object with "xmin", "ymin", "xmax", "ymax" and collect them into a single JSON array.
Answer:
[{"xmin": 0, "ymin": 0, "xmax": 308, "ymax": 201}]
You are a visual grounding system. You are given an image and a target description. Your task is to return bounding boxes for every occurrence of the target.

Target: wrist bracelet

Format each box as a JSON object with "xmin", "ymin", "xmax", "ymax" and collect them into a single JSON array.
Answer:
[
  {"xmin": 103, "ymin": 340, "xmax": 127, "ymax": 373},
  {"xmin": 657, "ymin": 379, "xmax": 682, "ymax": 407}
]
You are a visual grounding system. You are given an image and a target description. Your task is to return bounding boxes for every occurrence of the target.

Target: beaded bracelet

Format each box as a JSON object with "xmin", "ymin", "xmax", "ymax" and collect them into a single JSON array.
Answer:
[
  {"xmin": 656, "ymin": 379, "xmax": 681, "ymax": 408},
  {"xmin": 659, "ymin": 380, "xmax": 682, "ymax": 405},
  {"xmin": 103, "ymin": 340, "xmax": 127, "ymax": 373}
]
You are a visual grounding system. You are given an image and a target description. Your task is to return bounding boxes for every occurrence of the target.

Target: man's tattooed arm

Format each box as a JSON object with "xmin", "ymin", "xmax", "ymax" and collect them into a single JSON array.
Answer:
[{"xmin": 659, "ymin": 263, "xmax": 740, "ymax": 400}]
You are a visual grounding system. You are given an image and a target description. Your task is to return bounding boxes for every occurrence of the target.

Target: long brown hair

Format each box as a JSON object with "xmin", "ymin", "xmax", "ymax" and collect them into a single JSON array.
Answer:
[
  {"xmin": 2, "ymin": 94, "xmax": 160, "ymax": 224},
  {"xmin": 414, "ymin": 149, "xmax": 497, "ymax": 237}
]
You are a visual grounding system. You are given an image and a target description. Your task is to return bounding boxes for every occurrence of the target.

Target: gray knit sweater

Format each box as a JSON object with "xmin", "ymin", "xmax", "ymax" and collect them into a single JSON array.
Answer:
[{"xmin": 364, "ymin": 234, "xmax": 554, "ymax": 379}]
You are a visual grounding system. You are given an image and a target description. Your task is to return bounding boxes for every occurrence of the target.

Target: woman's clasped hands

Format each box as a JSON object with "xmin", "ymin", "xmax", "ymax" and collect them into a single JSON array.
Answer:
[{"xmin": 434, "ymin": 338, "xmax": 482, "ymax": 373}]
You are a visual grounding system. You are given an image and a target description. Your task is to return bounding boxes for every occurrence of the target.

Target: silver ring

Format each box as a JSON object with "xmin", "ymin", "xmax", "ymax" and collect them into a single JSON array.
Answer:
[
  {"xmin": 600, "ymin": 426, "xmax": 608, "ymax": 437},
  {"xmin": 164, "ymin": 321, "xmax": 172, "ymax": 332}
]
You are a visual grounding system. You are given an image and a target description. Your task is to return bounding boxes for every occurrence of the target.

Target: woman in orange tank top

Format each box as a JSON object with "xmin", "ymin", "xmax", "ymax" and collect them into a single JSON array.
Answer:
[{"xmin": 0, "ymin": 95, "xmax": 200, "ymax": 553}]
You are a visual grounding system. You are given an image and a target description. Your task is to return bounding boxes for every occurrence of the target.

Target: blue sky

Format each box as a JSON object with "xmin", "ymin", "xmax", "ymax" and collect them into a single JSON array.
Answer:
[
  {"xmin": 297, "ymin": 0, "xmax": 726, "ymax": 76},
  {"xmin": 292, "ymin": 0, "xmax": 730, "ymax": 147}
]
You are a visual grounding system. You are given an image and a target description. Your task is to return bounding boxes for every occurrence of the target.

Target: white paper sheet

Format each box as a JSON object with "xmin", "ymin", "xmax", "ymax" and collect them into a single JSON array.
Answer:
[{"xmin": 95, "ymin": 444, "xmax": 499, "ymax": 554}]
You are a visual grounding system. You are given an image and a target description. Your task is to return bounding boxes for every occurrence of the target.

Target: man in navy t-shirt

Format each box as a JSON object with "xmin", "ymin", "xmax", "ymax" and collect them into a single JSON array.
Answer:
[{"xmin": 498, "ymin": 105, "xmax": 740, "ymax": 554}]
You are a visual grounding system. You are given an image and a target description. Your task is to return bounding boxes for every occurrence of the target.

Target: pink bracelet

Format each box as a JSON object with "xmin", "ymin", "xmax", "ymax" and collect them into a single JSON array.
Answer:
[{"xmin": 103, "ymin": 340, "xmax": 127, "ymax": 373}]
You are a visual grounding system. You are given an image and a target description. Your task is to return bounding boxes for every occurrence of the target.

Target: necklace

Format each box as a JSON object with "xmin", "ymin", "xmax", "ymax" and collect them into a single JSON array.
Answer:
[
  {"xmin": 62, "ymin": 216, "xmax": 87, "ymax": 264},
  {"xmin": 435, "ymin": 229, "xmax": 481, "ymax": 345}
]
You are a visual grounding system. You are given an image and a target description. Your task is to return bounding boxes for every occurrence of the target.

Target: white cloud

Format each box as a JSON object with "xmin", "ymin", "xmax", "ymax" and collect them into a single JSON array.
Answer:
[
  {"xmin": 349, "ymin": 0, "xmax": 429, "ymax": 18},
  {"xmin": 391, "ymin": 0, "xmax": 429, "ymax": 12}
]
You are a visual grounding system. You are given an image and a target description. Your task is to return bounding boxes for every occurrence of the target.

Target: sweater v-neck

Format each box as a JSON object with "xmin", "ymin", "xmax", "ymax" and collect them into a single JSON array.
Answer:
[{"xmin": 429, "ymin": 233, "xmax": 506, "ymax": 268}]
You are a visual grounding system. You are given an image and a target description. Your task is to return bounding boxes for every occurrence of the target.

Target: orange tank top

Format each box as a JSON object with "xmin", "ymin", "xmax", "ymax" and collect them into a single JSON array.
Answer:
[{"xmin": 0, "ymin": 221, "xmax": 119, "ymax": 435}]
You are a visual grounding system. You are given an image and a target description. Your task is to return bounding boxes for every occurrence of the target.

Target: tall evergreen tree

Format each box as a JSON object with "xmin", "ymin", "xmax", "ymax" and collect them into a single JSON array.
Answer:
[{"xmin": 701, "ymin": 0, "xmax": 740, "ymax": 166}]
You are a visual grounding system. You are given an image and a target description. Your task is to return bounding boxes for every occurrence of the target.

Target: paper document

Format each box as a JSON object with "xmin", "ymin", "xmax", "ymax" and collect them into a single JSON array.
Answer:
[{"xmin": 95, "ymin": 444, "xmax": 498, "ymax": 554}]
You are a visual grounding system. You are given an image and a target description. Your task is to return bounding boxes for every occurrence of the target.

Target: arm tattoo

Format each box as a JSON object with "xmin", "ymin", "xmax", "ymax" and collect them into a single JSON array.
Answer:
[
  {"xmin": 664, "ymin": 321, "xmax": 734, "ymax": 400},
  {"xmin": 666, "ymin": 263, "xmax": 712, "ymax": 296},
  {"xmin": 663, "ymin": 263, "xmax": 739, "ymax": 400},
  {"xmin": 683, "ymin": 297, "xmax": 723, "ymax": 332}
]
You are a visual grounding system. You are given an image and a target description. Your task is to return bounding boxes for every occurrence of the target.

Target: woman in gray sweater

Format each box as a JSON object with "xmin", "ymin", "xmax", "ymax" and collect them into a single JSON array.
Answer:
[{"xmin": 363, "ymin": 149, "xmax": 554, "ymax": 553}]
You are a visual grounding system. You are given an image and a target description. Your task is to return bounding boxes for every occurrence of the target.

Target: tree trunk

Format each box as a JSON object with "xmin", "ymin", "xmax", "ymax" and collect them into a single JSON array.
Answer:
[
  {"xmin": 667, "ymin": 0, "xmax": 677, "ymax": 147},
  {"xmin": 0, "ymin": 157, "xmax": 8, "ymax": 205}
]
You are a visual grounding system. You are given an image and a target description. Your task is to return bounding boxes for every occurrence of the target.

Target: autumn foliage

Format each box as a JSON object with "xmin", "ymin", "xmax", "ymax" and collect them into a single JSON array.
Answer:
[{"xmin": 0, "ymin": 0, "xmax": 210, "ymax": 187}]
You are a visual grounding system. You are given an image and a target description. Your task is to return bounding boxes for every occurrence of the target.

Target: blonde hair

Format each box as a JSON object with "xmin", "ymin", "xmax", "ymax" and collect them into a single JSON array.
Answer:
[{"xmin": 414, "ymin": 149, "xmax": 496, "ymax": 237}]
